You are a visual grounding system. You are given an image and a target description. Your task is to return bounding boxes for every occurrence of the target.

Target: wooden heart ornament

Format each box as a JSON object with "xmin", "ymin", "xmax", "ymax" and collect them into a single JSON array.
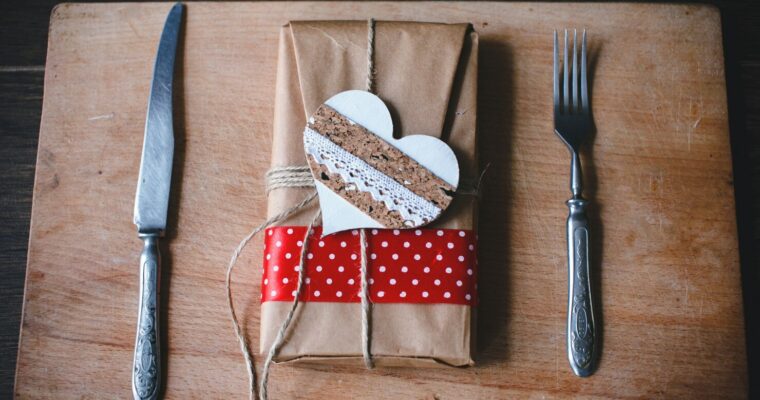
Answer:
[{"xmin": 303, "ymin": 90, "xmax": 459, "ymax": 235}]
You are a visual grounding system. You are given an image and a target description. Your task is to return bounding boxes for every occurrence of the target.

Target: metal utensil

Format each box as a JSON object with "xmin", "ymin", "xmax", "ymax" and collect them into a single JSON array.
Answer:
[
  {"xmin": 553, "ymin": 29, "xmax": 597, "ymax": 377},
  {"xmin": 132, "ymin": 3, "xmax": 183, "ymax": 399}
]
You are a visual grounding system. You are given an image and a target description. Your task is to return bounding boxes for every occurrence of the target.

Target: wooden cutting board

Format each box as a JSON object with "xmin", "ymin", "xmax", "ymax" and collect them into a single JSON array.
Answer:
[{"xmin": 15, "ymin": 2, "xmax": 747, "ymax": 398}]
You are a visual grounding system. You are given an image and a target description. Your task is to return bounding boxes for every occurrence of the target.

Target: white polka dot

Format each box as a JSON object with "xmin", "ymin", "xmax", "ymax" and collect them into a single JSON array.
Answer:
[
  {"xmin": 379, "ymin": 266, "xmax": 386, "ymax": 272},
  {"xmin": 392, "ymin": 254, "xmax": 399, "ymax": 260},
  {"xmin": 467, "ymin": 269, "xmax": 473, "ymax": 275},
  {"xmin": 371, "ymin": 253, "xmax": 377, "ymax": 260},
  {"xmin": 465, "ymin": 294, "xmax": 471, "ymax": 301},
  {"xmin": 426, "ymin": 242, "xmax": 433, "ymax": 249},
  {"xmin": 352, "ymin": 230, "xmax": 359, "ymax": 236},
  {"xmin": 393, "ymin": 229, "xmax": 400, "ymax": 235},
  {"xmin": 469, "ymin": 244, "xmax": 475, "ymax": 251},
  {"xmin": 370, "ymin": 278, "xmax": 375, "ymax": 284},
  {"xmin": 456, "ymin": 280, "xmax": 463, "ymax": 287},
  {"xmin": 314, "ymin": 290, "xmax": 321, "ymax": 297},
  {"xmin": 401, "ymin": 266, "xmax": 408, "ymax": 273},
  {"xmin": 436, "ymin": 255, "xmax": 443, "ymax": 261},
  {"xmin": 326, "ymin": 278, "xmax": 333, "ymax": 285},
  {"xmin": 297, "ymin": 240, "xmax": 303, "ymax": 247},
  {"xmin": 423, "ymin": 267, "xmax": 430, "ymax": 273},
  {"xmin": 447, "ymin": 242, "xmax": 454, "ymax": 249},
  {"xmin": 273, "ymin": 265, "xmax": 279, "ymax": 271},
  {"xmin": 372, "ymin": 229, "xmax": 379, "ymax": 235},
  {"xmin": 348, "ymin": 278, "xmax": 355, "ymax": 285},
  {"xmin": 305, "ymin": 278, "xmax": 311, "ymax": 284},
  {"xmin": 294, "ymin": 266, "xmax": 300, "ymax": 272},
  {"xmin": 437, "ymin": 230, "xmax": 444, "ymax": 236},
  {"xmin": 434, "ymin": 279, "xmax": 441, "ymax": 286},
  {"xmin": 287, "ymin": 228, "xmax": 293, "ymax": 234},
  {"xmin": 266, "ymin": 253, "xmax": 271, "ymax": 260},
  {"xmin": 422, "ymin": 291, "xmax": 429, "ymax": 298},
  {"xmin": 444, "ymin": 292, "xmax": 451, "ymax": 298},
  {"xmin": 412, "ymin": 279, "xmax": 419, "ymax": 285},
  {"xmin": 414, "ymin": 254, "xmax": 421, "ymax": 261},
  {"xmin": 377, "ymin": 291, "xmax": 385, "ymax": 298},
  {"xmin": 403, "ymin": 241, "xmax": 411, "ymax": 248},
  {"xmin": 336, "ymin": 291, "xmax": 343, "ymax": 298},
  {"xmin": 318, "ymin": 241, "xmax": 325, "ymax": 247},
  {"xmin": 271, "ymin": 290, "xmax": 277, "ymax": 296},
  {"xmin": 458, "ymin": 255, "xmax": 465, "ymax": 262},
  {"xmin": 351, "ymin": 254, "xmax": 358, "ymax": 260},
  {"xmin": 316, "ymin": 265, "xmax": 323, "ymax": 272},
  {"xmin": 340, "ymin": 241, "xmax": 347, "ymax": 248},
  {"xmin": 292, "ymin": 290, "xmax": 297, "ymax": 296},
  {"xmin": 307, "ymin": 253, "xmax": 314, "ymax": 259},
  {"xmin": 275, "ymin": 241, "xmax": 282, "ymax": 247},
  {"xmin": 338, "ymin": 266, "xmax": 345, "ymax": 272},
  {"xmin": 329, "ymin": 253, "xmax": 335, "ymax": 260},
  {"xmin": 445, "ymin": 267, "xmax": 453, "ymax": 274},
  {"xmin": 400, "ymin": 291, "xmax": 407, "ymax": 298},
  {"xmin": 264, "ymin": 278, "xmax": 269, "ymax": 285},
  {"xmin": 381, "ymin": 241, "xmax": 388, "ymax": 247},
  {"xmin": 459, "ymin": 231, "xmax": 466, "ymax": 237},
  {"xmin": 389, "ymin": 278, "xmax": 397, "ymax": 285},
  {"xmin": 285, "ymin": 253, "xmax": 292, "ymax": 259},
  {"xmin": 282, "ymin": 277, "xmax": 289, "ymax": 284},
  {"xmin": 415, "ymin": 229, "xmax": 422, "ymax": 236},
  {"xmin": 268, "ymin": 230, "xmax": 273, "ymax": 236}
]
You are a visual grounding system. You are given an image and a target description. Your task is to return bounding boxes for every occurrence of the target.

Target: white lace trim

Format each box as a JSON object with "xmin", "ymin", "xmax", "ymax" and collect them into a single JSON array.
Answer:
[{"xmin": 304, "ymin": 127, "xmax": 441, "ymax": 227}]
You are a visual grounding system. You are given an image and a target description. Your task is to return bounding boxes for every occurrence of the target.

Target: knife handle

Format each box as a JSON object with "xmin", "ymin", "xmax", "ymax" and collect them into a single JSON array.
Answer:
[
  {"xmin": 132, "ymin": 233, "xmax": 161, "ymax": 400},
  {"xmin": 566, "ymin": 198, "xmax": 597, "ymax": 377}
]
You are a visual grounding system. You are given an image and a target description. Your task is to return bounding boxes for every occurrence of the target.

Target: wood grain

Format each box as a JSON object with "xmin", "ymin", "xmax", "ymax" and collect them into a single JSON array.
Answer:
[{"xmin": 14, "ymin": 2, "xmax": 747, "ymax": 398}]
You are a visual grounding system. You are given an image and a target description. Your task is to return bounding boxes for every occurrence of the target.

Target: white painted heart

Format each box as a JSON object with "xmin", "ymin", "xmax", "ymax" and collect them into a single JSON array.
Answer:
[{"xmin": 303, "ymin": 90, "xmax": 459, "ymax": 235}]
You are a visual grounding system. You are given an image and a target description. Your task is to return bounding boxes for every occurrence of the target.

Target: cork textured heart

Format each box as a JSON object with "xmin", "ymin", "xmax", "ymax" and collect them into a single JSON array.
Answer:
[{"xmin": 304, "ymin": 90, "xmax": 459, "ymax": 235}]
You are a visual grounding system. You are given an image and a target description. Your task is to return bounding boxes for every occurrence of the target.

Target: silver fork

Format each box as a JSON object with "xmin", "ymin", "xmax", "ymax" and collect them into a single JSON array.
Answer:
[{"xmin": 553, "ymin": 29, "xmax": 597, "ymax": 377}]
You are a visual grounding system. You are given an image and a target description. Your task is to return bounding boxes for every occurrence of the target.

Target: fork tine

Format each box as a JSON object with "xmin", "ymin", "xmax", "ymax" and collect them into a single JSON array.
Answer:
[
  {"xmin": 563, "ymin": 29, "xmax": 569, "ymax": 113},
  {"xmin": 554, "ymin": 30, "xmax": 559, "ymax": 112},
  {"xmin": 572, "ymin": 29, "xmax": 578, "ymax": 114},
  {"xmin": 580, "ymin": 29, "xmax": 588, "ymax": 113}
]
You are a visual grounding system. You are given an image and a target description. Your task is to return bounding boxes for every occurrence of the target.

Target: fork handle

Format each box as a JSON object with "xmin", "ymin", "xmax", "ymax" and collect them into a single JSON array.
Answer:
[{"xmin": 566, "ymin": 197, "xmax": 596, "ymax": 376}]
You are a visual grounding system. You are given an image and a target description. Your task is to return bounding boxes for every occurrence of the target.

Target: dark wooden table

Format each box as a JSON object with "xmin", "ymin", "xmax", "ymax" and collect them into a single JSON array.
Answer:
[{"xmin": 1, "ymin": 0, "xmax": 758, "ymax": 398}]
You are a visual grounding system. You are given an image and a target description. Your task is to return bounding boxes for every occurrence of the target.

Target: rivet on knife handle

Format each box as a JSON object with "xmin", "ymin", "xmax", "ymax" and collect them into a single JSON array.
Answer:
[{"xmin": 133, "ymin": 233, "xmax": 161, "ymax": 400}]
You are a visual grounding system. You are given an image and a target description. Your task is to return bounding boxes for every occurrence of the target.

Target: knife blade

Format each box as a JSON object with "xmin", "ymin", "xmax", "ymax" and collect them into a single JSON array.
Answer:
[{"xmin": 132, "ymin": 3, "xmax": 182, "ymax": 400}]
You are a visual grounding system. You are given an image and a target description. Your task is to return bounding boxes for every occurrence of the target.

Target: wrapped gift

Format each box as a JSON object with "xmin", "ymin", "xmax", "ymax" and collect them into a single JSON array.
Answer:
[{"xmin": 261, "ymin": 20, "xmax": 479, "ymax": 367}]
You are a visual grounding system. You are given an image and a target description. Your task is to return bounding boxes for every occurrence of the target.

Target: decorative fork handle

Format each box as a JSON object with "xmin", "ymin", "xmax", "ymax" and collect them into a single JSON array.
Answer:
[
  {"xmin": 566, "ymin": 192, "xmax": 596, "ymax": 377},
  {"xmin": 132, "ymin": 233, "xmax": 161, "ymax": 400}
]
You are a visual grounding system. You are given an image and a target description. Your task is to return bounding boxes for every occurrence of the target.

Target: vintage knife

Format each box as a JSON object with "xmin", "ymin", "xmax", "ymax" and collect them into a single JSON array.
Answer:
[{"xmin": 132, "ymin": 3, "xmax": 183, "ymax": 400}]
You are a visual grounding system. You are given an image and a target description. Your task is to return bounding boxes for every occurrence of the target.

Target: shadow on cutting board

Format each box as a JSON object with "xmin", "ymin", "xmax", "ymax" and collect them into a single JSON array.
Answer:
[{"xmin": 475, "ymin": 38, "xmax": 514, "ymax": 366}]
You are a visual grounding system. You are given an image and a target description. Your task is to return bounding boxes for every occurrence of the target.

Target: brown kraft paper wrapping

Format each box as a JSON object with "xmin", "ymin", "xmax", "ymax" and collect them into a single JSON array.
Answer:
[{"xmin": 262, "ymin": 20, "xmax": 478, "ymax": 367}]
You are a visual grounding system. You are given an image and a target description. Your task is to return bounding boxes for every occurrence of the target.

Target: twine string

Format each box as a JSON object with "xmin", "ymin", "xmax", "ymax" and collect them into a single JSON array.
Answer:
[
  {"xmin": 259, "ymin": 210, "xmax": 321, "ymax": 400},
  {"xmin": 225, "ymin": 188, "xmax": 317, "ymax": 400},
  {"xmin": 359, "ymin": 17, "xmax": 376, "ymax": 370},
  {"xmin": 359, "ymin": 229, "xmax": 374, "ymax": 369},
  {"xmin": 365, "ymin": 18, "xmax": 376, "ymax": 94},
  {"xmin": 265, "ymin": 166, "xmax": 314, "ymax": 193},
  {"xmin": 228, "ymin": 18, "xmax": 379, "ymax": 400}
]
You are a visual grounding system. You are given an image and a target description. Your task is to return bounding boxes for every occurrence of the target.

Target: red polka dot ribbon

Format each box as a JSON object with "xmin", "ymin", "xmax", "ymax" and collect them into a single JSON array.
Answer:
[{"xmin": 261, "ymin": 227, "xmax": 478, "ymax": 305}]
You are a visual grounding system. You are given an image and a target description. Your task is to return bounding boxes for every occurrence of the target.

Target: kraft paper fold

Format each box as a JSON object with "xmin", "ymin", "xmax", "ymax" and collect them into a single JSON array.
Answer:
[{"xmin": 262, "ymin": 20, "xmax": 478, "ymax": 367}]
